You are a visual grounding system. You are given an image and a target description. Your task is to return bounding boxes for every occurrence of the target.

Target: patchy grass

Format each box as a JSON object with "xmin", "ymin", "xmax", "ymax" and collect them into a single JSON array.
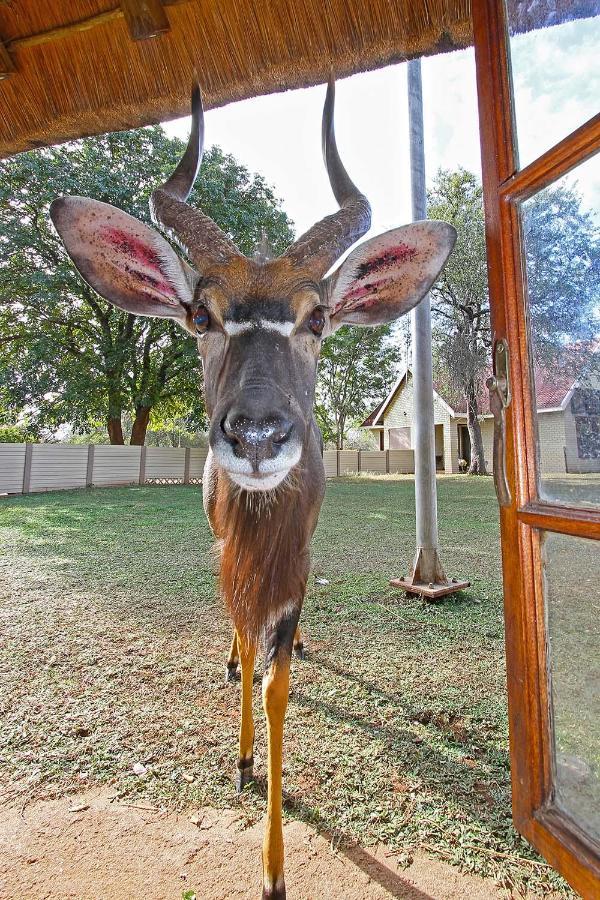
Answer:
[{"xmin": 0, "ymin": 478, "xmax": 573, "ymax": 897}]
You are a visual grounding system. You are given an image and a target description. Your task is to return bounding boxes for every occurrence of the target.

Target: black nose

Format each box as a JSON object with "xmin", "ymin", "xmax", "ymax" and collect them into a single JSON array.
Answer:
[{"xmin": 221, "ymin": 413, "xmax": 294, "ymax": 468}]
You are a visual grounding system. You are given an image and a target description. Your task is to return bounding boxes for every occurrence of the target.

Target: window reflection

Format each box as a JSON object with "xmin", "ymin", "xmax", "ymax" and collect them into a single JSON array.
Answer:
[
  {"xmin": 543, "ymin": 531, "xmax": 600, "ymax": 845},
  {"xmin": 520, "ymin": 153, "xmax": 600, "ymax": 507},
  {"xmin": 506, "ymin": 1, "xmax": 600, "ymax": 167}
]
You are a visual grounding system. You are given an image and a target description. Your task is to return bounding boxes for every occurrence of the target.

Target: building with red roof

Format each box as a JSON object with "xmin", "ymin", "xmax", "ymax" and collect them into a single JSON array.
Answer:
[{"xmin": 361, "ymin": 357, "xmax": 600, "ymax": 475}]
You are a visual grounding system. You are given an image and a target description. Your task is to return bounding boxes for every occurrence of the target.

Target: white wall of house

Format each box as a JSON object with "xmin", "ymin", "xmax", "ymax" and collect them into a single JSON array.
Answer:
[
  {"xmin": 365, "ymin": 373, "xmax": 600, "ymax": 478},
  {"xmin": 563, "ymin": 404, "xmax": 600, "ymax": 474},
  {"xmin": 382, "ymin": 373, "xmax": 460, "ymax": 472}
]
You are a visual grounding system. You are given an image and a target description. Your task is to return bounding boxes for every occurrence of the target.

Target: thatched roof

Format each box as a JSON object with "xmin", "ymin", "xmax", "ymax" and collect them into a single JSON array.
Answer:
[
  {"xmin": 0, "ymin": 0, "xmax": 472, "ymax": 159},
  {"xmin": 0, "ymin": 1, "xmax": 592, "ymax": 159}
]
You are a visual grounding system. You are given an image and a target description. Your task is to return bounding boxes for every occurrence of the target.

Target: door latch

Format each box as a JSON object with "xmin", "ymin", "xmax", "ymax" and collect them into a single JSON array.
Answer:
[{"xmin": 486, "ymin": 339, "xmax": 511, "ymax": 508}]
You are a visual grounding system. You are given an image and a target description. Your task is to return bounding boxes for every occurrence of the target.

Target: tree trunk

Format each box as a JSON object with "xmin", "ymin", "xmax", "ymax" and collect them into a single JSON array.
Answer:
[
  {"xmin": 130, "ymin": 405, "xmax": 151, "ymax": 445},
  {"xmin": 107, "ymin": 417, "xmax": 124, "ymax": 445},
  {"xmin": 466, "ymin": 379, "xmax": 487, "ymax": 475}
]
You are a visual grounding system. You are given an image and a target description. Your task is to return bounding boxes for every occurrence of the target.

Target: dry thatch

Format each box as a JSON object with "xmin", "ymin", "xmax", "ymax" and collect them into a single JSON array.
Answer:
[
  {"xmin": 0, "ymin": 0, "xmax": 472, "ymax": 158},
  {"xmin": 0, "ymin": 1, "xmax": 590, "ymax": 158}
]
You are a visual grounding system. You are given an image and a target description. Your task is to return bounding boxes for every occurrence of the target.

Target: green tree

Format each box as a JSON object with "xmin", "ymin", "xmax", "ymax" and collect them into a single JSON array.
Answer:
[
  {"xmin": 0, "ymin": 128, "xmax": 293, "ymax": 444},
  {"xmin": 316, "ymin": 325, "xmax": 398, "ymax": 449},
  {"xmin": 427, "ymin": 168, "xmax": 490, "ymax": 474},
  {"xmin": 522, "ymin": 182, "xmax": 600, "ymax": 366},
  {"xmin": 428, "ymin": 168, "xmax": 599, "ymax": 475}
]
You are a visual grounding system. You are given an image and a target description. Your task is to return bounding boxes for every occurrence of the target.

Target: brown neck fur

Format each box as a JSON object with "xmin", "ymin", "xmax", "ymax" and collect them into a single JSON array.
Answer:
[{"xmin": 214, "ymin": 472, "xmax": 312, "ymax": 643}]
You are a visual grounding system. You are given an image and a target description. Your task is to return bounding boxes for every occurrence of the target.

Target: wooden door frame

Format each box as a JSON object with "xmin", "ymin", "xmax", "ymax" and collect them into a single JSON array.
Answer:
[{"xmin": 472, "ymin": 1, "xmax": 600, "ymax": 895}]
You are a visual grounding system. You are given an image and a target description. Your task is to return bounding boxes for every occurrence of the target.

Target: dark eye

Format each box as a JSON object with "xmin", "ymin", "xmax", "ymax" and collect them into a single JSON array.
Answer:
[
  {"xmin": 193, "ymin": 305, "xmax": 210, "ymax": 334},
  {"xmin": 308, "ymin": 307, "xmax": 326, "ymax": 336}
]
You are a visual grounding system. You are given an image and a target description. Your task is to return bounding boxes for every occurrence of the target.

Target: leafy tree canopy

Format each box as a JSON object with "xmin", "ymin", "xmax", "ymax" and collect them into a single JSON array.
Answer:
[
  {"xmin": 316, "ymin": 325, "xmax": 398, "ymax": 449},
  {"xmin": 427, "ymin": 166, "xmax": 599, "ymax": 474},
  {"xmin": 0, "ymin": 126, "xmax": 294, "ymax": 443}
]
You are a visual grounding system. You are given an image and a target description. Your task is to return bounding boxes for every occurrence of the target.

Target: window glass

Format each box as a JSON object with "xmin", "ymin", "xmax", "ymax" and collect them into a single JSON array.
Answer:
[
  {"xmin": 506, "ymin": 1, "xmax": 600, "ymax": 168},
  {"xmin": 520, "ymin": 153, "xmax": 600, "ymax": 507},
  {"xmin": 543, "ymin": 531, "xmax": 600, "ymax": 845}
]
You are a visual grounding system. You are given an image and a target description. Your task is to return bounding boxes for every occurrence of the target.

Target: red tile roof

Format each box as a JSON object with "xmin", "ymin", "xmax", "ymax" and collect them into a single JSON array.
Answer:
[
  {"xmin": 362, "ymin": 356, "xmax": 586, "ymax": 427},
  {"xmin": 360, "ymin": 397, "xmax": 387, "ymax": 427}
]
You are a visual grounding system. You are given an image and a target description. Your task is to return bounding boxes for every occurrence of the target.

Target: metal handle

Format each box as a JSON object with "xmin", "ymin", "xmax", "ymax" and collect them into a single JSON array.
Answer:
[{"xmin": 486, "ymin": 339, "xmax": 511, "ymax": 508}]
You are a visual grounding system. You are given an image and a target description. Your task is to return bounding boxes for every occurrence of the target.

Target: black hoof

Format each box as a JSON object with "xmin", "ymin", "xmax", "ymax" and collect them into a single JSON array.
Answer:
[
  {"xmin": 262, "ymin": 883, "xmax": 286, "ymax": 900},
  {"xmin": 235, "ymin": 759, "xmax": 254, "ymax": 793},
  {"xmin": 225, "ymin": 663, "xmax": 239, "ymax": 683},
  {"xmin": 293, "ymin": 642, "xmax": 305, "ymax": 660}
]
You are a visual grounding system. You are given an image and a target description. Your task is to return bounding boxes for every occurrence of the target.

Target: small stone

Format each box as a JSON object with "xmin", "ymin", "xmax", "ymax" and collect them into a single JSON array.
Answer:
[
  {"xmin": 132, "ymin": 762, "xmax": 147, "ymax": 776},
  {"xmin": 69, "ymin": 803, "xmax": 89, "ymax": 813},
  {"xmin": 181, "ymin": 772, "xmax": 194, "ymax": 783}
]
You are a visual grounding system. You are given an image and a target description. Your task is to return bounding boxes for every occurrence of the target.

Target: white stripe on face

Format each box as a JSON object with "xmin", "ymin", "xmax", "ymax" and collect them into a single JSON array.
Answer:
[{"xmin": 223, "ymin": 319, "xmax": 294, "ymax": 337}]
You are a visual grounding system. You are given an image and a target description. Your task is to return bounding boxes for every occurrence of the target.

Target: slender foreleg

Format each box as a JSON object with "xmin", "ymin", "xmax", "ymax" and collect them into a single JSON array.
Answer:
[
  {"xmin": 261, "ymin": 608, "xmax": 300, "ymax": 900},
  {"xmin": 292, "ymin": 624, "xmax": 304, "ymax": 660},
  {"xmin": 236, "ymin": 632, "xmax": 256, "ymax": 791},
  {"xmin": 226, "ymin": 630, "xmax": 239, "ymax": 682}
]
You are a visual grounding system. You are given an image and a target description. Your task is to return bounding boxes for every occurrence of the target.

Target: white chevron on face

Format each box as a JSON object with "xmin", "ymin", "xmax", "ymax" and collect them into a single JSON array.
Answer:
[{"xmin": 223, "ymin": 319, "xmax": 294, "ymax": 337}]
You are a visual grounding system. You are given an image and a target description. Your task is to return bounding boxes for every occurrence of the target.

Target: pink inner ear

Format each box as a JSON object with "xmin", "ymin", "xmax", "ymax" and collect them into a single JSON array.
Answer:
[
  {"xmin": 102, "ymin": 226, "xmax": 177, "ymax": 299},
  {"xmin": 332, "ymin": 242, "xmax": 419, "ymax": 315},
  {"xmin": 354, "ymin": 242, "xmax": 418, "ymax": 279}
]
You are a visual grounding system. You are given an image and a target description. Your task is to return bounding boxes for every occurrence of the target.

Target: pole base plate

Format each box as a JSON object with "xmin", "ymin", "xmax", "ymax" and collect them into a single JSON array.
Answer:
[{"xmin": 389, "ymin": 576, "xmax": 470, "ymax": 600}]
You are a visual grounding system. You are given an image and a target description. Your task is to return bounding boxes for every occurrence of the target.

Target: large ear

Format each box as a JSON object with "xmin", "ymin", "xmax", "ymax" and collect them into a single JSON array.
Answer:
[
  {"xmin": 50, "ymin": 196, "xmax": 197, "ymax": 323},
  {"xmin": 324, "ymin": 221, "xmax": 456, "ymax": 329}
]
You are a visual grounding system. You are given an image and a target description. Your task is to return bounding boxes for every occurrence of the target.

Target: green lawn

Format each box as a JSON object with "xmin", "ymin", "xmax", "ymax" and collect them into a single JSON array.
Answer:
[{"xmin": 0, "ymin": 477, "xmax": 573, "ymax": 896}]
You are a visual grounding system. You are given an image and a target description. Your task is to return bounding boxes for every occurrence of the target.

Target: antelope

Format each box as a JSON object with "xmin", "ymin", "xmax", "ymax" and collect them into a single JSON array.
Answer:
[{"xmin": 50, "ymin": 78, "xmax": 455, "ymax": 900}]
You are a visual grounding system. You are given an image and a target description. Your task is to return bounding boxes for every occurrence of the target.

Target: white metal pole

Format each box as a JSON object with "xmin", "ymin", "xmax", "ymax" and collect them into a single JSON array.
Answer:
[
  {"xmin": 408, "ymin": 58, "xmax": 442, "ymax": 582},
  {"xmin": 391, "ymin": 58, "xmax": 469, "ymax": 598}
]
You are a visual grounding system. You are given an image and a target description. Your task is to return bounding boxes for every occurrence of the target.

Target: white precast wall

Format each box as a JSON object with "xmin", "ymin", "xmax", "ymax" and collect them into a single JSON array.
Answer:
[
  {"xmin": 0, "ymin": 444, "xmax": 422, "ymax": 496},
  {"xmin": 145, "ymin": 448, "xmax": 186, "ymax": 480},
  {"xmin": 0, "ymin": 443, "xmax": 27, "ymax": 493},
  {"xmin": 323, "ymin": 450, "xmax": 338, "ymax": 478},
  {"xmin": 29, "ymin": 444, "xmax": 88, "ymax": 492},
  {"xmin": 93, "ymin": 446, "xmax": 142, "ymax": 486},
  {"xmin": 189, "ymin": 448, "xmax": 209, "ymax": 480},
  {"xmin": 359, "ymin": 451, "xmax": 388, "ymax": 474}
]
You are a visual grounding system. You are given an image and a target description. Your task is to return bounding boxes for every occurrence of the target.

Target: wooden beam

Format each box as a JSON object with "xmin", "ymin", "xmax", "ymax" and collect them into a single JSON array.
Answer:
[
  {"xmin": 0, "ymin": 38, "xmax": 15, "ymax": 79},
  {"xmin": 120, "ymin": 0, "xmax": 170, "ymax": 41}
]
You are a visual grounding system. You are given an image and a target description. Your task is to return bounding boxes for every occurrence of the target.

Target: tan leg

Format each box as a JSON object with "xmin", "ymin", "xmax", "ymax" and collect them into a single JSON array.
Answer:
[
  {"xmin": 261, "ymin": 613, "xmax": 298, "ymax": 900},
  {"xmin": 262, "ymin": 657, "xmax": 290, "ymax": 900},
  {"xmin": 292, "ymin": 624, "xmax": 304, "ymax": 659},
  {"xmin": 226, "ymin": 630, "xmax": 239, "ymax": 682},
  {"xmin": 236, "ymin": 634, "xmax": 256, "ymax": 792}
]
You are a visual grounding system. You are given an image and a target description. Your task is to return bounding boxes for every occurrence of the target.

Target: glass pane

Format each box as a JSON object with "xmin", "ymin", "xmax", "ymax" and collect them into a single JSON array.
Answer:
[
  {"xmin": 520, "ymin": 153, "xmax": 600, "ymax": 508},
  {"xmin": 543, "ymin": 532, "xmax": 600, "ymax": 845},
  {"xmin": 506, "ymin": 1, "xmax": 600, "ymax": 168}
]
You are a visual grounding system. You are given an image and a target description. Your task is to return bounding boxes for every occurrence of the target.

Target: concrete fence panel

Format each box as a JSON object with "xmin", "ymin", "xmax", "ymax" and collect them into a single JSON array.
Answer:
[
  {"xmin": 338, "ymin": 450, "xmax": 359, "ymax": 474},
  {"xmin": 145, "ymin": 447, "xmax": 186, "ymax": 481},
  {"xmin": 0, "ymin": 443, "xmax": 422, "ymax": 493},
  {"xmin": 359, "ymin": 451, "xmax": 387, "ymax": 474},
  {"xmin": 188, "ymin": 448, "xmax": 209, "ymax": 481},
  {"xmin": 92, "ymin": 445, "xmax": 142, "ymax": 486},
  {"xmin": 323, "ymin": 450, "xmax": 338, "ymax": 478},
  {"xmin": 29, "ymin": 444, "xmax": 88, "ymax": 493},
  {"xmin": 388, "ymin": 449, "xmax": 414, "ymax": 474},
  {"xmin": 0, "ymin": 443, "xmax": 27, "ymax": 493}
]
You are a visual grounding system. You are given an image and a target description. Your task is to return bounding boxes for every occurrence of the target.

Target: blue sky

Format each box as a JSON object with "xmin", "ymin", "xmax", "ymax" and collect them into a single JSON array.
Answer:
[{"xmin": 163, "ymin": 17, "xmax": 599, "ymax": 239}]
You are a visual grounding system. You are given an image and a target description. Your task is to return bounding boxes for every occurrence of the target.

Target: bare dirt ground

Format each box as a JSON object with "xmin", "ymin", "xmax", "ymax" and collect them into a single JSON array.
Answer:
[{"xmin": 0, "ymin": 787, "xmax": 507, "ymax": 900}]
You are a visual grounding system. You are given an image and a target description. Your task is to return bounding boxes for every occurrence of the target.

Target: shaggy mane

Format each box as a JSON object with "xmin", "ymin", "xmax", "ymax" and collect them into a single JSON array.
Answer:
[{"xmin": 214, "ymin": 473, "xmax": 310, "ymax": 642}]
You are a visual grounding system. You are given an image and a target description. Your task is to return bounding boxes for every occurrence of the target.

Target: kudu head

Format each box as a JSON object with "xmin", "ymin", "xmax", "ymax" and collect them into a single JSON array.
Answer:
[{"xmin": 51, "ymin": 79, "xmax": 455, "ymax": 492}]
